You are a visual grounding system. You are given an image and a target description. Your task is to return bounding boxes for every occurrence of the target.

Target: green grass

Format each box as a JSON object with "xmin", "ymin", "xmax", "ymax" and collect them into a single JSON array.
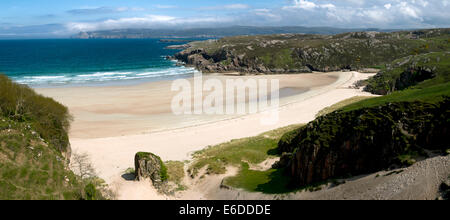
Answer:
[
  {"xmin": 165, "ymin": 161, "xmax": 185, "ymax": 183},
  {"xmin": 0, "ymin": 117, "xmax": 84, "ymax": 200},
  {"xmin": 345, "ymin": 52, "xmax": 450, "ymax": 112},
  {"xmin": 342, "ymin": 82, "xmax": 450, "ymax": 112},
  {"xmin": 261, "ymin": 48, "xmax": 296, "ymax": 69},
  {"xmin": 224, "ymin": 162, "xmax": 336, "ymax": 194},
  {"xmin": 224, "ymin": 163, "xmax": 294, "ymax": 194},
  {"xmin": 189, "ymin": 124, "xmax": 303, "ymax": 176},
  {"xmin": 316, "ymin": 96, "xmax": 374, "ymax": 117},
  {"xmin": 124, "ymin": 167, "xmax": 135, "ymax": 175},
  {"xmin": 364, "ymin": 52, "xmax": 450, "ymax": 95},
  {"xmin": 165, "ymin": 161, "xmax": 187, "ymax": 191},
  {"xmin": 0, "ymin": 74, "xmax": 71, "ymax": 153},
  {"xmin": 0, "ymin": 75, "xmax": 105, "ymax": 200}
]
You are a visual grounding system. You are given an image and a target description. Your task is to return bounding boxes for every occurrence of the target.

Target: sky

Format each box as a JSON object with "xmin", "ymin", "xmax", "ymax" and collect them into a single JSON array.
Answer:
[{"xmin": 0, "ymin": 0, "xmax": 449, "ymax": 37}]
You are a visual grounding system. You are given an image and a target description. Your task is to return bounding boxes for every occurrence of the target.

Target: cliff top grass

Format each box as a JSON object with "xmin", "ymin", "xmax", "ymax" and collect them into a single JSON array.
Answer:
[
  {"xmin": 343, "ymin": 82, "xmax": 450, "ymax": 112},
  {"xmin": 345, "ymin": 52, "xmax": 450, "ymax": 111},
  {"xmin": 315, "ymin": 96, "xmax": 374, "ymax": 117},
  {"xmin": 188, "ymin": 124, "xmax": 303, "ymax": 177},
  {"xmin": 0, "ymin": 75, "xmax": 105, "ymax": 200},
  {"xmin": 0, "ymin": 74, "xmax": 71, "ymax": 153},
  {"xmin": 363, "ymin": 52, "xmax": 450, "ymax": 95},
  {"xmin": 0, "ymin": 116, "xmax": 82, "ymax": 199}
]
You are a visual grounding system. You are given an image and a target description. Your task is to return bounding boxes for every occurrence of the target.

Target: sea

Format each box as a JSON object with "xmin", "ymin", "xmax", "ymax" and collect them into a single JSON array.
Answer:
[{"xmin": 0, "ymin": 39, "xmax": 199, "ymax": 87}]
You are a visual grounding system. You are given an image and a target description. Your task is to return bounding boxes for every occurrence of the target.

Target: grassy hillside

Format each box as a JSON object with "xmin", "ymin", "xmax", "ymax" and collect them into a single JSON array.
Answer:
[
  {"xmin": 363, "ymin": 52, "xmax": 450, "ymax": 95},
  {"xmin": 175, "ymin": 29, "xmax": 450, "ymax": 73},
  {"xmin": 0, "ymin": 116, "xmax": 82, "ymax": 199},
  {"xmin": 0, "ymin": 75, "xmax": 71, "ymax": 154},
  {"xmin": 188, "ymin": 125, "xmax": 303, "ymax": 176},
  {"xmin": 348, "ymin": 52, "xmax": 450, "ymax": 110},
  {"xmin": 0, "ymin": 75, "xmax": 104, "ymax": 200}
]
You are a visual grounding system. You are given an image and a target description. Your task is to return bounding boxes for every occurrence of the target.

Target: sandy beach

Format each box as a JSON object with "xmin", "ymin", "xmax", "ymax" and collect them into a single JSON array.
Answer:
[{"xmin": 36, "ymin": 71, "xmax": 376, "ymax": 200}]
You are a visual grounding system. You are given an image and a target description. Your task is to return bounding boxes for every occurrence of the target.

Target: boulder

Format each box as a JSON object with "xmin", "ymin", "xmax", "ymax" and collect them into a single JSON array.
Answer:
[{"xmin": 134, "ymin": 152, "xmax": 168, "ymax": 188}]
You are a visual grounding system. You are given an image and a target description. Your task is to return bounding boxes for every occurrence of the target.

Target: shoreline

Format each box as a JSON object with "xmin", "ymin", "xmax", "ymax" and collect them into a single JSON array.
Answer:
[
  {"xmin": 36, "ymin": 72, "xmax": 338, "ymax": 139},
  {"xmin": 27, "ymin": 70, "xmax": 197, "ymax": 89}
]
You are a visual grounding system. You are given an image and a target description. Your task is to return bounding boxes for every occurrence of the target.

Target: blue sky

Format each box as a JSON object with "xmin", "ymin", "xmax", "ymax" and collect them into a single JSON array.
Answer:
[{"xmin": 1, "ymin": 0, "xmax": 449, "ymax": 37}]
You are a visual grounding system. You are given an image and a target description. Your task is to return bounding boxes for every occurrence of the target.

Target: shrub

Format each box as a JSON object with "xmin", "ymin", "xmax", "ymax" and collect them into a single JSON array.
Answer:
[
  {"xmin": 0, "ymin": 74, "xmax": 72, "ymax": 153},
  {"xmin": 84, "ymin": 183, "xmax": 97, "ymax": 200}
]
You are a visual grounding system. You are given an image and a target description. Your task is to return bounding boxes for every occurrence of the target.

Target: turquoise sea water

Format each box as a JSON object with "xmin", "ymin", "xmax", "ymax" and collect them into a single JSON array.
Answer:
[{"xmin": 0, "ymin": 39, "xmax": 198, "ymax": 87}]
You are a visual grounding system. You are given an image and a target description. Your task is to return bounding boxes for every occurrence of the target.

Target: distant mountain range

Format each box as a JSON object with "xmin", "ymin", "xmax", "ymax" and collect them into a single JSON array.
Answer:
[{"xmin": 72, "ymin": 26, "xmax": 395, "ymax": 39}]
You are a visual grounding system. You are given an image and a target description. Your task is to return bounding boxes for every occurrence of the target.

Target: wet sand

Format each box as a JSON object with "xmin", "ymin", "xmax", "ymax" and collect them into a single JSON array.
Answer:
[{"xmin": 36, "ymin": 73, "xmax": 337, "ymax": 139}]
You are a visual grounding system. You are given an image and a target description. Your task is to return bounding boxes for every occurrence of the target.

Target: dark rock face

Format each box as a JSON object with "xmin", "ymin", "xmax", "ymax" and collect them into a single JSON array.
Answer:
[
  {"xmin": 440, "ymin": 181, "xmax": 450, "ymax": 200},
  {"xmin": 364, "ymin": 52, "xmax": 449, "ymax": 95},
  {"xmin": 174, "ymin": 48, "xmax": 314, "ymax": 74},
  {"xmin": 365, "ymin": 65, "xmax": 437, "ymax": 95},
  {"xmin": 134, "ymin": 152, "xmax": 168, "ymax": 188},
  {"xmin": 278, "ymin": 98, "xmax": 449, "ymax": 187},
  {"xmin": 395, "ymin": 67, "xmax": 435, "ymax": 91}
]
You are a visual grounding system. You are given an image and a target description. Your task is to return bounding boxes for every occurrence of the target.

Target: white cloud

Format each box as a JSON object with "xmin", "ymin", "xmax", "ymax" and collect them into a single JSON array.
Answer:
[
  {"xmin": 360, "ymin": 9, "xmax": 390, "ymax": 23},
  {"xmin": 155, "ymin": 5, "xmax": 177, "ymax": 9},
  {"xmin": 398, "ymin": 2, "xmax": 422, "ymax": 19},
  {"xmin": 67, "ymin": 7, "xmax": 144, "ymax": 15},
  {"xmin": 283, "ymin": 0, "xmax": 336, "ymax": 10},
  {"xmin": 65, "ymin": 14, "xmax": 233, "ymax": 32},
  {"xmin": 223, "ymin": 4, "xmax": 250, "ymax": 9},
  {"xmin": 252, "ymin": 9, "xmax": 281, "ymax": 20},
  {"xmin": 278, "ymin": 0, "xmax": 448, "ymax": 28},
  {"xmin": 4, "ymin": 0, "xmax": 450, "ymax": 37},
  {"xmin": 283, "ymin": 0, "xmax": 315, "ymax": 10},
  {"xmin": 62, "ymin": 1, "xmax": 450, "ymax": 33},
  {"xmin": 199, "ymin": 4, "xmax": 250, "ymax": 11}
]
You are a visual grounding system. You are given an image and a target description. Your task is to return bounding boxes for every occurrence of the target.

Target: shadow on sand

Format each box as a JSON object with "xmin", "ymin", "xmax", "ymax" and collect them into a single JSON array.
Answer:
[{"xmin": 121, "ymin": 173, "xmax": 136, "ymax": 181}]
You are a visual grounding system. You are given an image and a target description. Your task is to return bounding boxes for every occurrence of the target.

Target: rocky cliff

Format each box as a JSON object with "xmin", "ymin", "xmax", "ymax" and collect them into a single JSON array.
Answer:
[
  {"xmin": 363, "ymin": 52, "xmax": 450, "ymax": 95},
  {"xmin": 277, "ymin": 98, "xmax": 449, "ymax": 187},
  {"xmin": 173, "ymin": 29, "xmax": 450, "ymax": 74}
]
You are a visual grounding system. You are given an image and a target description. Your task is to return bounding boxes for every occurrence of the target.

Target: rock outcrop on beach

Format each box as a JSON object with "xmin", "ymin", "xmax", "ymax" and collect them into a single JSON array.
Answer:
[
  {"xmin": 134, "ymin": 152, "xmax": 168, "ymax": 189},
  {"xmin": 173, "ymin": 29, "xmax": 450, "ymax": 74}
]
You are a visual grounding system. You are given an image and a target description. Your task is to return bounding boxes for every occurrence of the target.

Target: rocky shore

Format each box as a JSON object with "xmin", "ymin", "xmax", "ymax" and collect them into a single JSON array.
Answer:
[{"xmin": 170, "ymin": 29, "xmax": 449, "ymax": 74}]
